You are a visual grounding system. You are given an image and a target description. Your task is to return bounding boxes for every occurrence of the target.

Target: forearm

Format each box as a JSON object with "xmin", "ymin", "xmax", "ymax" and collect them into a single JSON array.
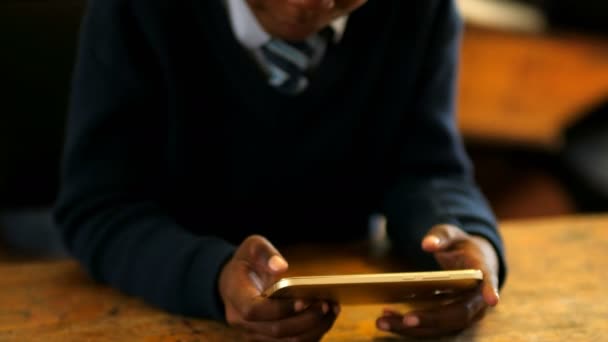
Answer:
[
  {"xmin": 54, "ymin": 194, "xmax": 235, "ymax": 319},
  {"xmin": 381, "ymin": 0, "xmax": 506, "ymax": 287},
  {"xmin": 55, "ymin": 0, "xmax": 236, "ymax": 319},
  {"xmin": 382, "ymin": 174, "xmax": 506, "ymax": 288}
]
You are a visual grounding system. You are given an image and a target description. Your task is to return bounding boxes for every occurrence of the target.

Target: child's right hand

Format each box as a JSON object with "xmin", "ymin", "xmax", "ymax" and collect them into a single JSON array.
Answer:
[{"xmin": 218, "ymin": 235, "xmax": 340, "ymax": 341}]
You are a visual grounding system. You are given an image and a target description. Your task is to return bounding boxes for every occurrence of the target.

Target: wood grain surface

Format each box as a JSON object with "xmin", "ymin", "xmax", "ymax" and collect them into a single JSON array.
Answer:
[
  {"xmin": 458, "ymin": 26, "xmax": 608, "ymax": 149},
  {"xmin": 1, "ymin": 215, "xmax": 607, "ymax": 341}
]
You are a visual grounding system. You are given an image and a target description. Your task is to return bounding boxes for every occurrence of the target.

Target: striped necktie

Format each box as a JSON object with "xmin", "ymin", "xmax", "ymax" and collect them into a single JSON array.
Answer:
[{"xmin": 261, "ymin": 28, "xmax": 333, "ymax": 95}]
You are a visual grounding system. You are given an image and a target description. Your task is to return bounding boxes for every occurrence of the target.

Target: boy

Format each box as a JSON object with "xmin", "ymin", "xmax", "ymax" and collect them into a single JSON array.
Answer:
[{"xmin": 55, "ymin": 0, "xmax": 507, "ymax": 339}]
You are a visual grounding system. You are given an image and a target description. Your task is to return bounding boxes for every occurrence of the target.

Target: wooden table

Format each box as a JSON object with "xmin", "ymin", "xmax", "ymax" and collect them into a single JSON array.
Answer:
[
  {"xmin": 458, "ymin": 26, "xmax": 608, "ymax": 149},
  {"xmin": 1, "ymin": 215, "xmax": 607, "ymax": 341}
]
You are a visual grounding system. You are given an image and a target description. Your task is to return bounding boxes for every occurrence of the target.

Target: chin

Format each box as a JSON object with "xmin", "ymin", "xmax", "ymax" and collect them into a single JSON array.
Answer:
[{"xmin": 274, "ymin": 24, "xmax": 320, "ymax": 41}]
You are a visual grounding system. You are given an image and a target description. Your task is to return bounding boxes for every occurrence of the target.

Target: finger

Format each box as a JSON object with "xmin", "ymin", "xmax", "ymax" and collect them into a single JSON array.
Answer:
[
  {"xmin": 472, "ymin": 305, "xmax": 487, "ymax": 323},
  {"xmin": 411, "ymin": 291, "xmax": 486, "ymax": 329},
  {"xmin": 245, "ymin": 315, "xmax": 335, "ymax": 342},
  {"xmin": 238, "ymin": 297, "xmax": 304, "ymax": 322},
  {"xmin": 289, "ymin": 309, "xmax": 338, "ymax": 342},
  {"xmin": 241, "ymin": 304, "xmax": 338, "ymax": 342},
  {"xmin": 240, "ymin": 235, "xmax": 288, "ymax": 274},
  {"xmin": 471, "ymin": 236, "xmax": 501, "ymax": 306},
  {"xmin": 434, "ymin": 249, "xmax": 499, "ymax": 307},
  {"xmin": 237, "ymin": 236, "xmax": 289, "ymax": 294},
  {"xmin": 376, "ymin": 291, "xmax": 486, "ymax": 337},
  {"xmin": 381, "ymin": 308, "xmax": 401, "ymax": 317},
  {"xmin": 228, "ymin": 270, "xmax": 300, "ymax": 322},
  {"xmin": 434, "ymin": 248, "xmax": 499, "ymax": 307},
  {"xmin": 421, "ymin": 224, "xmax": 468, "ymax": 252},
  {"xmin": 276, "ymin": 303, "xmax": 339, "ymax": 342},
  {"xmin": 239, "ymin": 301, "xmax": 334, "ymax": 338},
  {"xmin": 228, "ymin": 247, "xmax": 300, "ymax": 321},
  {"xmin": 480, "ymin": 269, "xmax": 500, "ymax": 307}
]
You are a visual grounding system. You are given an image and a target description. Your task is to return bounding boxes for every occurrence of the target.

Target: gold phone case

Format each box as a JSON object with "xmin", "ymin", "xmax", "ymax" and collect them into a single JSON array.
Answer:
[{"xmin": 262, "ymin": 269, "xmax": 482, "ymax": 304}]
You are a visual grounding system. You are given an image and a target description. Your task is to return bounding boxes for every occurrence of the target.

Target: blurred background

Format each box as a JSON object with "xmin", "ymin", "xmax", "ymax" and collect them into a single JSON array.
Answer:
[
  {"xmin": 455, "ymin": 0, "xmax": 608, "ymax": 218},
  {"xmin": 0, "ymin": 0, "xmax": 607, "ymax": 258}
]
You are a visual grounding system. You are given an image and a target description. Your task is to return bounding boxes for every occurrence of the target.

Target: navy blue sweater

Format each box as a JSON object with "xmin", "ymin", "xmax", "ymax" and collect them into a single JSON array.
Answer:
[{"xmin": 55, "ymin": 0, "xmax": 507, "ymax": 320}]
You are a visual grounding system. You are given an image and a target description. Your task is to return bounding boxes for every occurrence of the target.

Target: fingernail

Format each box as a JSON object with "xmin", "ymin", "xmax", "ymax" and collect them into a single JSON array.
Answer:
[
  {"xmin": 494, "ymin": 288, "xmax": 501, "ymax": 301},
  {"xmin": 378, "ymin": 320, "xmax": 390, "ymax": 331},
  {"xmin": 403, "ymin": 315, "xmax": 420, "ymax": 327},
  {"xmin": 427, "ymin": 235, "xmax": 441, "ymax": 246},
  {"xmin": 294, "ymin": 300, "xmax": 308, "ymax": 312},
  {"xmin": 268, "ymin": 255, "xmax": 288, "ymax": 272},
  {"xmin": 321, "ymin": 302, "xmax": 329, "ymax": 315},
  {"xmin": 333, "ymin": 304, "xmax": 341, "ymax": 315}
]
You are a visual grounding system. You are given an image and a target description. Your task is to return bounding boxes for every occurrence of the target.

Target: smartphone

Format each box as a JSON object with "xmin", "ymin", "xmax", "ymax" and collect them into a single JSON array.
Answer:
[{"xmin": 262, "ymin": 269, "xmax": 482, "ymax": 304}]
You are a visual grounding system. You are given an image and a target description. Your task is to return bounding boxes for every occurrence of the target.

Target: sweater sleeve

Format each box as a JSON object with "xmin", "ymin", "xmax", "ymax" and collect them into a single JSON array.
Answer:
[
  {"xmin": 53, "ymin": 0, "xmax": 235, "ymax": 319},
  {"xmin": 382, "ymin": 0, "xmax": 507, "ymax": 288}
]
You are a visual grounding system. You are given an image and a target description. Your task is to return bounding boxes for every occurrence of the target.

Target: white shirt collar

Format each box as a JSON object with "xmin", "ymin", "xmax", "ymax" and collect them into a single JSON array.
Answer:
[
  {"xmin": 330, "ymin": 16, "xmax": 348, "ymax": 43},
  {"xmin": 227, "ymin": 0, "xmax": 348, "ymax": 50}
]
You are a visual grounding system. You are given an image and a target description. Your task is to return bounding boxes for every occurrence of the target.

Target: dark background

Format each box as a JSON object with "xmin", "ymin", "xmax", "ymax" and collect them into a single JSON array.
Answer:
[{"xmin": 1, "ymin": 0, "xmax": 607, "ymax": 256}]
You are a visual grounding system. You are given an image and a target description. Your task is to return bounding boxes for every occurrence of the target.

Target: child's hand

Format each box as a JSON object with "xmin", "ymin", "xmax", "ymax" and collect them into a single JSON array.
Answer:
[
  {"xmin": 376, "ymin": 225, "xmax": 500, "ymax": 338},
  {"xmin": 219, "ymin": 235, "xmax": 339, "ymax": 341}
]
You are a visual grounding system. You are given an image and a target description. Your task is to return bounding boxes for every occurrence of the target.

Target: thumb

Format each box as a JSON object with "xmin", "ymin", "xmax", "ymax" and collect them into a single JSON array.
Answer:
[
  {"xmin": 238, "ymin": 235, "xmax": 289, "ymax": 289},
  {"xmin": 421, "ymin": 224, "xmax": 468, "ymax": 253}
]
